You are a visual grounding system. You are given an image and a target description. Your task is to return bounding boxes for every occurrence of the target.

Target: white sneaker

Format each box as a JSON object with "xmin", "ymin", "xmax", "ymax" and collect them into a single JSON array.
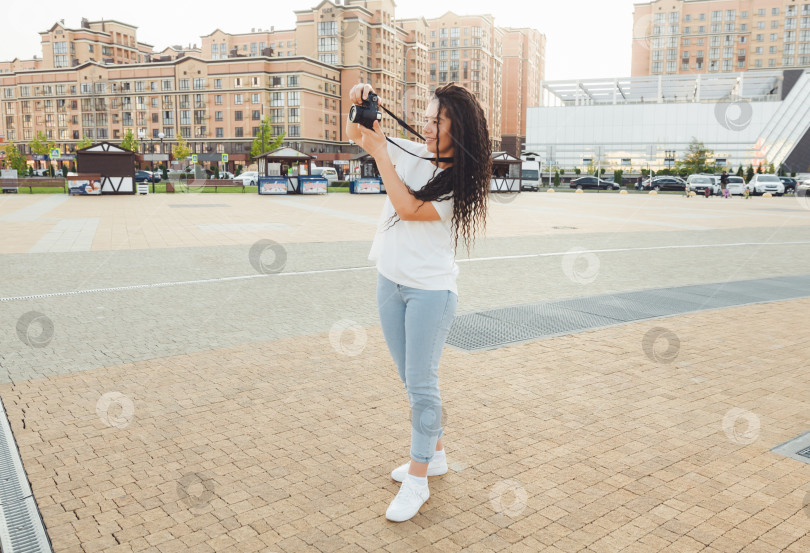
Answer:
[
  {"xmin": 385, "ymin": 478, "xmax": 430, "ymax": 522},
  {"xmin": 390, "ymin": 456, "xmax": 448, "ymax": 482}
]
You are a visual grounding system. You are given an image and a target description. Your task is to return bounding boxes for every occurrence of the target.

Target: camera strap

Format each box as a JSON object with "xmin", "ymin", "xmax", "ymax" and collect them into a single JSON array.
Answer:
[{"xmin": 378, "ymin": 104, "xmax": 454, "ymax": 164}]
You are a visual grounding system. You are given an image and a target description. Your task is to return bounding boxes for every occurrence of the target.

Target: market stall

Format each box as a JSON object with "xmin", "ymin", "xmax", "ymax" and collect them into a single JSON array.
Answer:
[
  {"xmin": 255, "ymin": 147, "xmax": 326, "ymax": 195},
  {"xmin": 76, "ymin": 142, "xmax": 136, "ymax": 194},
  {"xmin": 490, "ymin": 151, "xmax": 522, "ymax": 193}
]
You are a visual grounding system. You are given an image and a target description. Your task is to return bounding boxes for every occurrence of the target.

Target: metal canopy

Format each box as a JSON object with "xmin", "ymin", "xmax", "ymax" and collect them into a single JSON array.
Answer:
[{"xmin": 542, "ymin": 71, "xmax": 782, "ymax": 106}]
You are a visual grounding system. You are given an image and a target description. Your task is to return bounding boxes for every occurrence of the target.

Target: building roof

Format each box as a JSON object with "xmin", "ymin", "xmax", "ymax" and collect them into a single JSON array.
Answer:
[{"xmin": 542, "ymin": 71, "xmax": 784, "ymax": 106}]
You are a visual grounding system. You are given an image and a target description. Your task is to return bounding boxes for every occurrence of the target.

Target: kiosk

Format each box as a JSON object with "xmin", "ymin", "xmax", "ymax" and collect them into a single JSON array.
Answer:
[
  {"xmin": 255, "ymin": 147, "xmax": 327, "ymax": 195},
  {"xmin": 348, "ymin": 152, "xmax": 385, "ymax": 194},
  {"xmin": 491, "ymin": 152, "xmax": 522, "ymax": 193},
  {"xmin": 76, "ymin": 142, "xmax": 136, "ymax": 194}
]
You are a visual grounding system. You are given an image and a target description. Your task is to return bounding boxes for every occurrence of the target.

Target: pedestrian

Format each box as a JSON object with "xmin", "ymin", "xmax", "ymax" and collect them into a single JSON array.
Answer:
[
  {"xmin": 346, "ymin": 82, "xmax": 491, "ymax": 522},
  {"xmin": 744, "ymin": 186, "xmax": 750, "ymax": 199},
  {"xmin": 704, "ymin": 184, "xmax": 711, "ymax": 198},
  {"xmin": 721, "ymin": 170, "xmax": 730, "ymax": 198}
]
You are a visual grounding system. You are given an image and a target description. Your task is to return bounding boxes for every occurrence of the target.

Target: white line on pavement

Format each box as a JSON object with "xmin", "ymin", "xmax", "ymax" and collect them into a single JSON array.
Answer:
[{"xmin": 2, "ymin": 240, "xmax": 810, "ymax": 302}]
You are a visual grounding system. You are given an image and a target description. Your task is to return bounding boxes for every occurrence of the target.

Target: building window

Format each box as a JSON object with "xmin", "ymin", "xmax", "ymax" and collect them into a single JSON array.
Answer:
[
  {"xmin": 193, "ymin": 78, "xmax": 205, "ymax": 90},
  {"xmin": 288, "ymin": 75, "xmax": 299, "ymax": 87},
  {"xmin": 215, "ymin": 95, "xmax": 222, "ymax": 105},
  {"xmin": 162, "ymin": 79, "xmax": 172, "ymax": 91},
  {"xmin": 234, "ymin": 111, "xmax": 243, "ymax": 121},
  {"xmin": 318, "ymin": 21, "xmax": 337, "ymax": 35},
  {"xmin": 235, "ymin": 77, "xmax": 243, "ymax": 87},
  {"xmin": 235, "ymin": 127, "xmax": 244, "ymax": 137},
  {"xmin": 234, "ymin": 94, "xmax": 243, "ymax": 104},
  {"xmin": 216, "ymin": 128, "xmax": 223, "ymax": 138},
  {"xmin": 180, "ymin": 79, "xmax": 190, "ymax": 90},
  {"xmin": 288, "ymin": 108, "xmax": 299, "ymax": 123},
  {"xmin": 288, "ymin": 91, "xmax": 299, "ymax": 106},
  {"xmin": 252, "ymin": 110, "xmax": 261, "ymax": 120},
  {"xmin": 271, "ymin": 92, "xmax": 284, "ymax": 106},
  {"xmin": 288, "ymin": 125, "xmax": 300, "ymax": 137},
  {"xmin": 252, "ymin": 93, "xmax": 261, "ymax": 104},
  {"xmin": 215, "ymin": 111, "xmax": 223, "ymax": 121}
]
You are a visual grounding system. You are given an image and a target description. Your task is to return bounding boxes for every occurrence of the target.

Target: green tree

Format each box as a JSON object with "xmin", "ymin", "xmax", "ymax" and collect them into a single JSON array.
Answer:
[
  {"xmin": 756, "ymin": 163, "xmax": 763, "ymax": 174},
  {"xmin": 30, "ymin": 131, "xmax": 55, "ymax": 171},
  {"xmin": 677, "ymin": 137, "xmax": 714, "ymax": 175},
  {"xmin": 746, "ymin": 164, "xmax": 755, "ymax": 181},
  {"xmin": 1, "ymin": 143, "xmax": 28, "ymax": 175},
  {"xmin": 553, "ymin": 170, "xmax": 560, "ymax": 187},
  {"xmin": 736, "ymin": 165, "xmax": 744, "ymax": 177},
  {"xmin": 574, "ymin": 167, "xmax": 581, "ymax": 175},
  {"xmin": 250, "ymin": 116, "xmax": 285, "ymax": 158},
  {"xmin": 767, "ymin": 162, "xmax": 775, "ymax": 174},
  {"xmin": 613, "ymin": 169, "xmax": 623, "ymax": 188},
  {"xmin": 76, "ymin": 135, "xmax": 93, "ymax": 149},
  {"xmin": 120, "ymin": 129, "xmax": 139, "ymax": 153},
  {"xmin": 172, "ymin": 133, "xmax": 191, "ymax": 162}
]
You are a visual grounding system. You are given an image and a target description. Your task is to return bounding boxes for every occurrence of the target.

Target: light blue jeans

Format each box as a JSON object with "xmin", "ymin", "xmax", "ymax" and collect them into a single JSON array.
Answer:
[{"xmin": 376, "ymin": 272, "xmax": 458, "ymax": 463}]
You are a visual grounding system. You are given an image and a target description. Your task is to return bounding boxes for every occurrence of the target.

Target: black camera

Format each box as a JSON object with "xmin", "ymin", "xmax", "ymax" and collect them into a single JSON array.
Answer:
[{"xmin": 349, "ymin": 92, "xmax": 381, "ymax": 130}]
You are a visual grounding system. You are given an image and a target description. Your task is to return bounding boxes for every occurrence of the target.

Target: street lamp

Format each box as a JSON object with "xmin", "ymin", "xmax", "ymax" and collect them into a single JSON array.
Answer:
[{"xmin": 158, "ymin": 131, "xmax": 165, "ymax": 182}]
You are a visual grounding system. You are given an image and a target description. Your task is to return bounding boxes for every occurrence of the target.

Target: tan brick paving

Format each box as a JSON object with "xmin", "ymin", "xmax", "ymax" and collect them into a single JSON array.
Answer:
[{"xmin": 0, "ymin": 297, "xmax": 808, "ymax": 552}]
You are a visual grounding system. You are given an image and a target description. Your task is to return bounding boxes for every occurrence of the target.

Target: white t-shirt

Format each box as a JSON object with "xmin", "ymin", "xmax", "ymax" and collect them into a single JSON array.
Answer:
[{"xmin": 368, "ymin": 137, "xmax": 459, "ymax": 295}]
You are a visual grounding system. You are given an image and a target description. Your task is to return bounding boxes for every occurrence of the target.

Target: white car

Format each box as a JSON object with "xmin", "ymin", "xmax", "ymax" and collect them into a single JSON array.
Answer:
[
  {"xmin": 748, "ymin": 174, "xmax": 785, "ymax": 196},
  {"xmin": 725, "ymin": 175, "xmax": 749, "ymax": 195},
  {"xmin": 686, "ymin": 174, "xmax": 720, "ymax": 195},
  {"xmin": 311, "ymin": 166, "xmax": 339, "ymax": 184},
  {"xmin": 234, "ymin": 171, "xmax": 259, "ymax": 186}
]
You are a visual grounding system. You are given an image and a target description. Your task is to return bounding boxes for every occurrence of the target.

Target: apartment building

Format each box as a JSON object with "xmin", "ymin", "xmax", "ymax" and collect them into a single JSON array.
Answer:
[
  {"xmin": 0, "ymin": 2, "xmax": 543, "ymax": 165},
  {"xmin": 0, "ymin": 55, "xmax": 342, "ymax": 166},
  {"xmin": 427, "ymin": 12, "xmax": 504, "ymax": 150},
  {"xmin": 499, "ymin": 28, "xmax": 546, "ymax": 156},
  {"xmin": 633, "ymin": 0, "xmax": 810, "ymax": 76}
]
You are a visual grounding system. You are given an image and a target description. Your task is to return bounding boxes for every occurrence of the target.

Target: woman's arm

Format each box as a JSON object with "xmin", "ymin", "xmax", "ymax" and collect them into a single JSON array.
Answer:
[{"xmin": 346, "ymin": 83, "xmax": 440, "ymax": 222}]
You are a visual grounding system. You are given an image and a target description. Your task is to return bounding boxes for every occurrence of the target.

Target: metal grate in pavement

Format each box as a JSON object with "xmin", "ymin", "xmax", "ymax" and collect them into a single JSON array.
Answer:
[
  {"xmin": 771, "ymin": 431, "xmax": 810, "ymax": 465},
  {"xmin": 0, "ymin": 396, "xmax": 53, "ymax": 552},
  {"xmin": 446, "ymin": 274, "xmax": 810, "ymax": 352}
]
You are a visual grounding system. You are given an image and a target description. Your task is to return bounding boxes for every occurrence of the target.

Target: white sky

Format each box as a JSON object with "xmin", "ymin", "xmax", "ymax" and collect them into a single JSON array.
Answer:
[{"xmin": 1, "ymin": 0, "xmax": 637, "ymax": 81}]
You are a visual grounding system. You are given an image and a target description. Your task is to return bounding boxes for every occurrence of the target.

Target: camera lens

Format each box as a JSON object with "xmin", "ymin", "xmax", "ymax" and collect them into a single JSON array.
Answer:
[{"xmin": 349, "ymin": 105, "xmax": 358, "ymax": 122}]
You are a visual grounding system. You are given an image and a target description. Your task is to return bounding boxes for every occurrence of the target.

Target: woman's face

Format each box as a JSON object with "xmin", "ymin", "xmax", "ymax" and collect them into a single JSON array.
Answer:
[{"xmin": 423, "ymin": 99, "xmax": 454, "ymax": 159}]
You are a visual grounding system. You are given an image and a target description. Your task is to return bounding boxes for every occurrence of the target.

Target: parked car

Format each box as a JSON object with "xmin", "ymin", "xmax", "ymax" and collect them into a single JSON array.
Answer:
[
  {"xmin": 797, "ymin": 179, "xmax": 810, "ymax": 197},
  {"xmin": 569, "ymin": 176, "xmax": 620, "ymax": 190},
  {"xmin": 726, "ymin": 175, "xmax": 749, "ymax": 195},
  {"xmin": 135, "ymin": 170, "xmax": 158, "ymax": 182},
  {"xmin": 642, "ymin": 176, "xmax": 687, "ymax": 191},
  {"xmin": 234, "ymin": 171, "xmax": 259, "ymax": 187},
  {"xmin": 219, "ymin": 170, "xmax": 235, "ymax": 179},
  {"xmin": 748, "ymin": 174, "xmax": 785, "ymax": 196},
  {"xmin": 779, "ymin": 176, "xmax": 797, "ymax": 193},
  {"xmin": 686, "ymin": 174, "xmax": 720, "ymax": 195},
  {"xmin": 311, "ymin": 166, "xmax": 339, "ymax": 184}
]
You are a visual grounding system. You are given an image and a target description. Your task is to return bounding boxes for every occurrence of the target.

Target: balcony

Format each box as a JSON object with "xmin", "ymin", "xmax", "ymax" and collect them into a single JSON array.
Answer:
[{"xmin": 194, "ymin": 101, "xmax": 206, "ymax": 109}]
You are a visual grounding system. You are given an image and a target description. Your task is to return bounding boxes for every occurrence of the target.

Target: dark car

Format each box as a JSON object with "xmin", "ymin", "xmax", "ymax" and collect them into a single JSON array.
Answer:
[
  {"xmin": 642, "ymin": 176, "xmax": 687, "ymax": 192},
  {"xmin": 569, "ymin": 176, "xmax": 620, "ymax": 190},
  {"xmin": 779, "ymin": 176, "xmax": 797, "ymax": 193},
  {"xmin": 135, "ymin": 170, "xmax": 160, "ymax": 183}
]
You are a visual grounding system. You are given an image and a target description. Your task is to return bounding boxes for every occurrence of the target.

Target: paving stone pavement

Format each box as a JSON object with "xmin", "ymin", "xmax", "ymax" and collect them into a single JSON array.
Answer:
[{"xmin": 0, "ymin": 191, "xmax": 809, "ymax": 552}]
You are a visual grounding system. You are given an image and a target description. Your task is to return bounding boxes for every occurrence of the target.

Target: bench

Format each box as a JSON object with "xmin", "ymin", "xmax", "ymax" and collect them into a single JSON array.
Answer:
[
  {"xmin": 1, "ymin": 178, "xmax": 66, "ymax": 193},
  {"xmin": 184, "ymin": 179, "xmax": 245, "ymax": 193}
]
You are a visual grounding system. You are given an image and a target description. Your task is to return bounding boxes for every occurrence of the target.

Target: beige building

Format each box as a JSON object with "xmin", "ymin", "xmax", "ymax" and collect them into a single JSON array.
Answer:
[
  {"xmin": 1, "ymin": 3, "xmax": 544, "ymax": 167},
  {"xmin": 633, "ymin": 0, "xmax": 810, "ymax": 76},
  {"xmin": 499, "ymin": 28, "xmax": 546, "ymax": 156},
  {"xmin": 427, "ymin": 12, "xmax": 504, "ymax": 150}
]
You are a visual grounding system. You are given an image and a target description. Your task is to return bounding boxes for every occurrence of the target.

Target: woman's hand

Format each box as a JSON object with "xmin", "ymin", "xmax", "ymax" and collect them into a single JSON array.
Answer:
[
  {"xmin": 346, "ymin": 84, "xmax": 388, "ymax": 159},
  {"xmin": 357, "ymin": 120, "xmax": 389, "ymax": 162}
]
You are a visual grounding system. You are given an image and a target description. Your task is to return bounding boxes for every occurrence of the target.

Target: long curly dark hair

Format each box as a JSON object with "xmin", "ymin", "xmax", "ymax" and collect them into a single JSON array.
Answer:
[{"xmin": 383, "ymin": 83, "xmax": 491, "ymax": 254}]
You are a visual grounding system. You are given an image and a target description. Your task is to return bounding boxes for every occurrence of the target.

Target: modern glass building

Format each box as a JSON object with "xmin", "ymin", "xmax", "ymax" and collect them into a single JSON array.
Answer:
[{"xmin": 525, "ymin": 69, "xmax": 810, "ymax": 173}]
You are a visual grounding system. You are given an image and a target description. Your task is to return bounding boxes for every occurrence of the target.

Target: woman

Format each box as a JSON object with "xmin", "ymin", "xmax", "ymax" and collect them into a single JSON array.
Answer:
[{"xmin": 346, "ymin": 82, "xmax": 491, "ymax": 522}]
